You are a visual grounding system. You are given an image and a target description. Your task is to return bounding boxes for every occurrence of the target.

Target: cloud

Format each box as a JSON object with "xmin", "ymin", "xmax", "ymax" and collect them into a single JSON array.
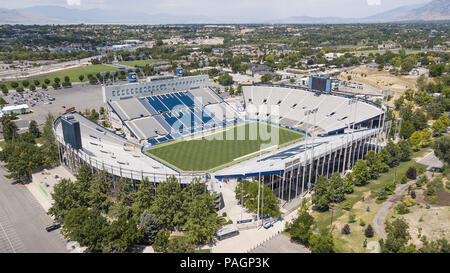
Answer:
[
  {"xmin": 66, "ymin": 0, "xmax": 81, "ymax": 6},
  {"xmin": 367, "ymin": 0, "xmax": 381, "ymax": 5}
]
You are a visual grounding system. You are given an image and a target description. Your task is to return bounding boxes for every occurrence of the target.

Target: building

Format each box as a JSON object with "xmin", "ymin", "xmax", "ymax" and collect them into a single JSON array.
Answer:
[{"xmin": 2, "ymin": 104, "xmax": 30, "ymax": 115}]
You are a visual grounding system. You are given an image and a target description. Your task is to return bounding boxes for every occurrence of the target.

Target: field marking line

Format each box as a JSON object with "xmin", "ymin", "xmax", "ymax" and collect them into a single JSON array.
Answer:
[{"xmin": 0, "ymin": 220, "xmax": 16, "ymax": 253}]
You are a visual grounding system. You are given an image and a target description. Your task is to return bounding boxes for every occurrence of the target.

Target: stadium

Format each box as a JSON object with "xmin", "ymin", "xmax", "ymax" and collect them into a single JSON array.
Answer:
[{"xmin": 53, "ymin": 74, "xmax": 387, "ymax": 205}]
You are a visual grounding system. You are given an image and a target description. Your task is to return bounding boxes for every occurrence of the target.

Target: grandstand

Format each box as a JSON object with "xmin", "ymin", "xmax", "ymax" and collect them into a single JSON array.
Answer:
[
  {"xmin": 243, "ymin": 85, "xmax": 383, "ymax": 136},
  {"xmin": 55, "ymin": 78, "xmax": 388, "ymax": 205}
]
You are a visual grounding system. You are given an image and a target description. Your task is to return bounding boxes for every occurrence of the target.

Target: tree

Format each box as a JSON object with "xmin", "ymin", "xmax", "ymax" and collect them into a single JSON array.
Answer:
[
  {"xmin": 41, "ymin": 113, "xmax": 59, "ymax": 165},
  {"xmin": 79, "ymin": 75, "xmax": 85, "ymax": 82},
  {"xmin": 289, "ymin": 209, "xmax": 315, "ymax": 246},
  {"xmin": 139, "ymin": 210, "xmax": 160, "ymax": 245},
  {"xmin": 235, "ymin": 180, "xmax": 280, "ymax": 216},
  {"xmin": 432, "ymin": 115, "xmax": 449, "ymax": 136},
  {"xmin": 352, "ymin": 160, "xmax": 370, "ymax": 186},
  {"xmin": 28, "ymin": 120, "xmax": 40, "ymax": 139},
  {"xmin": 261, "ymin": 74, "xmax": 273, "ymax": 83},
  {"xmin": 398, "ymin": 140, "xmax": 412, "ymax": 161},
  {"xmin": 311, "ymin": 176, "xmax": 331, "ymax": 211},
  {"xmin": 308, "ymin": 229, "xmax": 334, "ymax": 253},
  {"xmin": 48, "ymin": 179, "xmax": 81, "ymax": 221},
  {"xmin": 421, "ymin": 128, "xmax": 432, "ymax": 147},
  {"xmin": 400, "ymin": 120, "xmax": 415, "ymax": 139},
  {"xmin": 409, "ymin": 131, "xmax": 422, "ymax": 151},
  {"xmin": 167, "ymin": 236, "xmax": 195, "ymax": 253},
  {"xmin": 150, "ymin": 176, "xmax": 184, "ymax": 229},
  {"xmin": 365, "ymin": 150, "xmax": 384, "ymax": 179},
  {"xmin": 184, "ymin": 192, "xmax": 222, "ymax": 244},
  {"xmin": 132, "ymin": 178, "xmax": 155, "ymax": 216},
  {"xmin": 0, "ymin": 140, "xmax": 43, "ymax": 182},
  {"xmin": 365, "ymin": 224, "xmax": 374, "ymax": 238},
  {"xmin": 218, "ymin": 73, "xmax": 233, "ymax": 86},
  {"xmin": 381, "ymin": 217, "xmax": 411, "ymax": 253},
  {"xmin": 88, "ymin": 171, "xmax": 113, "ymax": 213},
  {"xmin": 22, "ymin": 80, "xmax": 30, "ymax": 88},
  {"xmin": 433, "ymin": 135, "xmax": 450, "ymax": 165},
  {"xmin": 1, "ymin": 117, "xmax": 18, "ymax": 141},
  {"xmin": 342, "ymin": 224, "xmax": 351, "ymax": 235},
  {"xmin": 103, "ymin": 216, "xmax": 142, "ymax": 253},
  {"xmin": 153, "ymin": 229, "xmax": 170, "ymax": 253},
  {"xmin": 62, "ymin": 206, "xmax": 108, "ymax": 253}
]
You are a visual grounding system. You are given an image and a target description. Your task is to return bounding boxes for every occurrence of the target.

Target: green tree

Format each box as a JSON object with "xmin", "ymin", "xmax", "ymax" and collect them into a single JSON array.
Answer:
[
  {"xmin": 150, "ymin": 176, "xmax": 184, "ymax": 229},
  {"xmin": 103, "ymin": 216, "xmax": 142, "ymax": 253},
  {"xmin": 408, "ymin": 131, "xmax": 422, "ymax": 151},
  {"xmin": 261, "ymin": 74, "xmax": 273, "ymax": 83},
  {"xmin": 433, "ymin": 135, "xmax": 450, "ymax": 165},
  {"xmin": 153, "ymin": 228, "xmax": 170, "ymax": 253},
  {"xmin": 400, "ymin": 120, "xmax": 416, "ymax": 139},
  {"xmin": 381, "ymin": 217, "xmax": 411, "ymax": 253},
  {"xmin": 308, "ymin": 229, "xmax": 334, "ymax": 253},
  {"xmin": 48, "ymin": 179, "xmax": 81, "ymax": 221},
  {"xmin": 28, "ymin": 120, "xmax": 40, "ymax": 139},
  {"xmin": 311, "ymin": 176, "xmax": 331, "ymax": 211},
  {"xmin": 62, "ymin": 206, "xmax": 108, "ymax": 253},
  {"xmin": 352, "ymin": 160, "xmax": 370, "ymax": 186},
  {"xmin": 139, "ymin": 210, "xmax": 160, "ymax": 245},
  {"xmin": 132, "ymin": 178, "xmax": 155, "ymax": 216},
  {"xmin": 289, "ymin": 209, "xmax": 315, "ymax": 246},
  {"xmin": 40, "ymin": 113, "xmax": 59, "ymax": 164}
]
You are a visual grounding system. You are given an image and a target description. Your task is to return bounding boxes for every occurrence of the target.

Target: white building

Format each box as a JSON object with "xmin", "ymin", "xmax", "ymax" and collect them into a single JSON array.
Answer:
[{"xmin": 2, "ymin": 104, "xmax": 30, "ymax": 115}]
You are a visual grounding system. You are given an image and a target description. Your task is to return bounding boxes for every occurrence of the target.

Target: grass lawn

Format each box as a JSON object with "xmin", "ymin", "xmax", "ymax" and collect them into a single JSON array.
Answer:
[
  {"xmin": 119, "ymin": 59, "xmax": 161, "ymax": 67},
  {"xmin": 146, "ymin": 122, "xmax": 304, "ymax": 171},
  {"xmin": 1, "ymin": 64, "xmax": 118, "ymax": 90},
  {"xmin": 311, "ymin": 147, "xmax": 431, "ymax": 253}
]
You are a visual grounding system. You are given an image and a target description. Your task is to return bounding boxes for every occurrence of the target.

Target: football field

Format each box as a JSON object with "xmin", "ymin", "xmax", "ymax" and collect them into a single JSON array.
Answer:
[{"xmin": 146, "ymin": 122, "xmax": 305, "ymax": 171}]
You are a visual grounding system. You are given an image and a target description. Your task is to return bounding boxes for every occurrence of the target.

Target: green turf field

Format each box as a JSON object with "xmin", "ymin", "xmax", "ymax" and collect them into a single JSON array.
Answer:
[
  {"xmin": 1, "ymin": 64, "xmax": 118, "ymax": 90},
  {"xmin": 146, "ymin": 122, "xmax": 305, "ymax": 171},
  {"xmin": 119, "ymin": 59, "xmax": 160, "ymax": 66}
]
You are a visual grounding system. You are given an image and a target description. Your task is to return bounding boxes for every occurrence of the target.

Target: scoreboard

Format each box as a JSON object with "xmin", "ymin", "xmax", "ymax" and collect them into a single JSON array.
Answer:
[{"xmin": 308, "ymin": 76, "xmax": 332, "ymax": 92}]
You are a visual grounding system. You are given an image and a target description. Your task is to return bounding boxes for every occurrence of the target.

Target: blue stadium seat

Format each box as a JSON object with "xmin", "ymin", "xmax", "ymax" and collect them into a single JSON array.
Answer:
[
  {"xmin": 176, "ymin": 92, "xmax": 195, "ymax": 108},
  {"xmin": 147, "ymin": 96, "xmax": 168, "ymax": 113}
]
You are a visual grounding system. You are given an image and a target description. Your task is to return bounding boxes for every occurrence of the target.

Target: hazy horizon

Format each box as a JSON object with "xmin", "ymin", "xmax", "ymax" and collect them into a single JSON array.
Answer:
[{"xmin": 0, "ymin": 0, "xmax": 432, "ymax": 19}]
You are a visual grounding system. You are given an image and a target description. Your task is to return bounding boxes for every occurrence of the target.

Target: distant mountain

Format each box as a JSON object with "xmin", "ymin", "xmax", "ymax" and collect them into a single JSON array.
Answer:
[
  {"xmin": 0, "ymin": 1, "xmax": 448, "ymax": 25},
  {"xmin": 398, "ymin": 0, "xmax": 450, "ymax": 21}
]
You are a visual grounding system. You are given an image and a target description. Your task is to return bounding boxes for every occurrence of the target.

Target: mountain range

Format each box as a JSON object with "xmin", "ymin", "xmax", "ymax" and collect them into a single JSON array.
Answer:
[{"xmin": 0, "ymin": 0, "xmax": 448, "ymax": 24}]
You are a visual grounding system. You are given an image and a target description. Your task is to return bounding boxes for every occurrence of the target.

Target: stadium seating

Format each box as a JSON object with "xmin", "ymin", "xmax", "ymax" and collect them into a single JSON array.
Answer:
[
  {"xmin": 109, "ymin": 87, "xmax": 239, "ymax": 143},
  {"xmin": 243, "ymin": 86, "xmax": 383, "ymax": 136}
]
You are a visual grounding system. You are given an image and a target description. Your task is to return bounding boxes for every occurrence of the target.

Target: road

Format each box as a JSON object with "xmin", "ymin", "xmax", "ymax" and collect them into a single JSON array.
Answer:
[{"xmin": 0, "ymin": 165, "xmax": 67, "ymax": 253}]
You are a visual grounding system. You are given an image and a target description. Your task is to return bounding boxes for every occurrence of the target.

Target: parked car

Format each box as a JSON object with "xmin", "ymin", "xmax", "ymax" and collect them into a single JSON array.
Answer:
[{"xmin": 45, "ymin": 223, "xmax": 61, "ymax": 232}]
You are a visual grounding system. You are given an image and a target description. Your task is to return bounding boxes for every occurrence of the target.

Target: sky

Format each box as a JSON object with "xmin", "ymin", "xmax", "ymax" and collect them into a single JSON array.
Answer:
[{"xmin": 0, "ymin": 0, "xmax": 431, "ymax": 19}]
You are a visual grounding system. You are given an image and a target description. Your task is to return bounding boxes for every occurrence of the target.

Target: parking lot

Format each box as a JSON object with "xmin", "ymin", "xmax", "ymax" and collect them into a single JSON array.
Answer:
[{"xmin": 2, "ymin": 83, "xmax": 104, "ymax": 129}]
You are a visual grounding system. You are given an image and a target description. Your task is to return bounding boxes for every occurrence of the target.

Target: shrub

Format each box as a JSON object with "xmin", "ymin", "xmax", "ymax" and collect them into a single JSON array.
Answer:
[
  {"xmin": 29, "ymin": 85, "xmax": 36, "ymax": 91},
  {"xmin": 359, "ymin": 219, "xmax": 366, "ymax": 227},
  {"xmin": 11, "ymin": 82, "xmax": 19, "ymax": 88},
  {"xmin": 41, "ymin": 84, "xmax": 47, "ymax": 90},
  {"xmin": 16, "ymin": 86, "xmax": 24, "ymax": 93},
  {"xmin": 403, "ymin": 197, "xmax": 416, "ymax": 207},
  {"xmin": 416, "ymin": 175, "xmax": 428, "ymax": 188},
  {"xmin": 410, "ymin": 191, "xmax": 416, "ymax": 199},
  {"xmin": 342, "ymin": 224, "xmax": 351, "ymax": 235},
  {"xmin": 348, "ymin": 212, "xmax": 356, "ymax": 223},
  {"xmin": 395, "ymin": 203, "xmax": 410, "ymax": 215},
  {"xmin": 341, "ymin": 200, "xmax": 353, "ymax": 211},
  {"xmin": 365, "ymin": 225, "xmax": 374, "ymax": 238},
  {"xmin": 406, "ymin": 167, "xmax": 417, "ymax": 180},
  {"xmin": 400, "ymin": 175, "xmax": 409, "ymax": 184}
]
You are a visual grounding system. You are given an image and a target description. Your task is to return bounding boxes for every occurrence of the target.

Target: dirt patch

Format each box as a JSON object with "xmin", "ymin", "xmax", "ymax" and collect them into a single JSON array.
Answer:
[
  {"xmin": 399, "ymin": 206, "xmax": 450, "ymax": 247},
  {"xmin": 337, "ymin": 65, "xmax": 424, "ymax": 99},
  {"xmin": 436, "ymin": 190, "xmax": 450, "ymax": 206}
]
